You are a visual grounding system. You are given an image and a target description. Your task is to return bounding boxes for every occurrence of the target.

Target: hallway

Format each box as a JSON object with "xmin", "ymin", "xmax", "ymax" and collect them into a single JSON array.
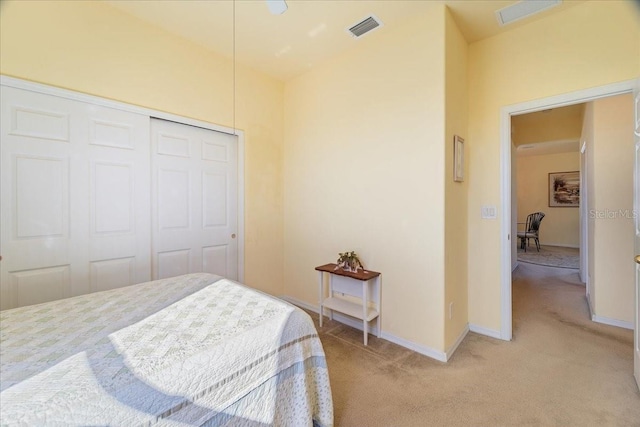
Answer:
[{"xmin": 510, "ymin": 263, "xmax": 637, "ymax": 419}]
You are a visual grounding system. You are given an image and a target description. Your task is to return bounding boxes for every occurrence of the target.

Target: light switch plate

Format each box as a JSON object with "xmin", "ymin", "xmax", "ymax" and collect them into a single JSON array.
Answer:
[{"xmin": 481, "ymin": 205, "xmax": 497, "ymax": 219}]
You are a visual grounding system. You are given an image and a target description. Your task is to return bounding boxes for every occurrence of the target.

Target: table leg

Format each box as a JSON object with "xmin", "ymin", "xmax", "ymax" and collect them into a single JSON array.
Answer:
[
  {"xmin": 363, "ymin": 280, "xmax": 368, "ymax": 346},
  {"xmin": 376, "ymin": 276, "xmax": 381, "ymax": 338},
  {"xmin": 328, "ymin": 274, "xmax": 334, "ymax": 321}
]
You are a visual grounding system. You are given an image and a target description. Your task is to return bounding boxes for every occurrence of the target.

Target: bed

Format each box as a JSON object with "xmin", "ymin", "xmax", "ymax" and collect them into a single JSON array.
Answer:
[{"xmin": 0, "ymin": 273, "xmax": 333, "ymax": 426}]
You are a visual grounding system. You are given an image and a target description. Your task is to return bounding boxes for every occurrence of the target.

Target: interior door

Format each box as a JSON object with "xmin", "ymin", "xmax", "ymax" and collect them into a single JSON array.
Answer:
[
  {"xmin": 0, "ymin": 86, "xmax": 150, "ymax": 309},
  {"xmin": 151, "ymin": 119, "xmax": 238, "ymax": 281},
  {"xmin": 634, "ymin": 81, "xmax": 640, "ymax": 389}
]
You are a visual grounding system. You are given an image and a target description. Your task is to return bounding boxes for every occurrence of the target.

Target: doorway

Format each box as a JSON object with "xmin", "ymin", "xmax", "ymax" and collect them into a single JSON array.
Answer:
[
  {"xmin": 499, "ymin": 80, "xmax": 637, "ymax": 340},
  {"xmin": 512, "ymin": 105, "xmax": 582, "ymax": 272}
]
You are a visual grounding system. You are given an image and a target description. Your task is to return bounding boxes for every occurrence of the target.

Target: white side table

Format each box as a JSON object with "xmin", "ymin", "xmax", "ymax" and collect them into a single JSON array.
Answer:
[{"xmin": 316, "ymin": 263, "xmax": 381, "ymax": 345}]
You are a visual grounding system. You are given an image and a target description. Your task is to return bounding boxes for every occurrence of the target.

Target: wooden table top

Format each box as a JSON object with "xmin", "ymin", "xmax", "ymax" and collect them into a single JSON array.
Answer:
[{"xmin": 315, "ymin": 263, "xmax": 381, "ymax": 281}]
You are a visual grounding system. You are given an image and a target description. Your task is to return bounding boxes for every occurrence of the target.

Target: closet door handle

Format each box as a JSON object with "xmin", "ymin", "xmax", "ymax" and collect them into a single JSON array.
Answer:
[{"xmin": 231, "ymin": 234, "xmax": 236, "ymax": 239}]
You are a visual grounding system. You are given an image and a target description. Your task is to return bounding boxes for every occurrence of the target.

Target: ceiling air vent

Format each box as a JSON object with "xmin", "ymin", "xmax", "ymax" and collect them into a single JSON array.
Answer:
[
  {"xmin": 496, "ymin": 0, "xmax": 562, "ymax": 26},
  {"xmin": 347, "ymin": 15, "xmax": 383, "ymax": 38}
]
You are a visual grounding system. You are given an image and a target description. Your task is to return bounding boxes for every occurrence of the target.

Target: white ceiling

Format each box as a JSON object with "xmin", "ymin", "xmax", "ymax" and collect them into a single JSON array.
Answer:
[{"xmin": 106, "ymin": 0, "xmax": 585, "ymax": 82}]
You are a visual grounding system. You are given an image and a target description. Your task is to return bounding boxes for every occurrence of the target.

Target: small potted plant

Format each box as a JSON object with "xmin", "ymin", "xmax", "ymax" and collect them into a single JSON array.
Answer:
[{"xmin": 335, "ymin": 251, "xmax": 364, "ymax": 273}]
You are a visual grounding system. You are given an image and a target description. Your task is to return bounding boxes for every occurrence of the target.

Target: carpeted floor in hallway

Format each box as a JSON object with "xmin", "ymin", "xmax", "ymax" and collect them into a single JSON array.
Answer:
[
  {"xmin": 308, "ymin": 262, "xmax": 639, "ymax": 426},
  {"xmin": 517, "ymin": 245, "xmax": 579, "ymax": 269}
]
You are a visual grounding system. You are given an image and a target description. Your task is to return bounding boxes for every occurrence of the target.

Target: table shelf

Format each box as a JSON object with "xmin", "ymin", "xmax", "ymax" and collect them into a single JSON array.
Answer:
[{"xmin": 322, "ymin": 297, "xmax": 379, "ymax": 322}]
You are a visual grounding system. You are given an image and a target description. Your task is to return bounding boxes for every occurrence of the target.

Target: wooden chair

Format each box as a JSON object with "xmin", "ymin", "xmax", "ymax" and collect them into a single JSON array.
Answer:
[{"xmin": 517, "ymin": 212, "xmax": 545, "ymax": 252}]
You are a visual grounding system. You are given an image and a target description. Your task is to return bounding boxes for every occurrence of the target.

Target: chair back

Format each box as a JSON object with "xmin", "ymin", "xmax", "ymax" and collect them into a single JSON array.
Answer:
[{"xmin": 526, "ymin": 212, "xmax": 545, "ymax": 233}]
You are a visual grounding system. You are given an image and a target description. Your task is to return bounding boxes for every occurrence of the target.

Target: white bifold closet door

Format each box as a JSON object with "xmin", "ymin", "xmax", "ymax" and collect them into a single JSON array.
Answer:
[
  {"xmin": 151, "ymin": 119, "xmax": 238, "ymax": 281},
  {"xmin": 0, "ymin": 87, "xmax": 151, "ymax": 310}
]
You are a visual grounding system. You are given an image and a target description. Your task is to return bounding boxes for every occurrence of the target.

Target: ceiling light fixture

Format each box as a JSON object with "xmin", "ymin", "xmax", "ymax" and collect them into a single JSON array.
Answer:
[
  {"xmin": 266, "ymin": 0, "xmax": 288, "ymax": 15},
  {"xmin": 495, "ymin": 0, "xmax": 562, "ymax": 26}
]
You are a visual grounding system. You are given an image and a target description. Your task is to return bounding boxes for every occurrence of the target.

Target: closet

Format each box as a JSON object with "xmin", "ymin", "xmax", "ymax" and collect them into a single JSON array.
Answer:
[{"xmin": 0, "ymin": 83, "xmax": 239, "ymax": 310}]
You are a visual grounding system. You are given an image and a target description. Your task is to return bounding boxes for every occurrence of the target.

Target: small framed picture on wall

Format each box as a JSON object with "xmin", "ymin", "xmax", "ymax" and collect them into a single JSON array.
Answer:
[{"xmin": 549, "ymin": 171, "xmax": 580, "ymax": 207}]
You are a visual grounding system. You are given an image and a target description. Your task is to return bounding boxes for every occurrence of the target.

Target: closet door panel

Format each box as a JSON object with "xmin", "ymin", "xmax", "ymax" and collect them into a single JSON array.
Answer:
[
  {"xmin": 90, "ymin": 257, "xmax": 136, "ymax": 293},
  {"xmin": 15, "ymin": 155, "xmax": 69, "ymax": 241},
  {"xmin": 92, "ymin": 161, "xmax": 133, "ymax": 234},
  {"xmin": 157, "ymin": 249, "xmax": 191, "ymax": 279},
  {"xmin": 0, "ymin": 87, "xmax": 150, "ymax": 309},
  {"xmin": 158, "ymin": 168, "xmax": 191, "ymax": 230},
  {"xmin": 151, "ymin": 119, "xmax": 238, "ymax": 281},
  {"xmin": 10, "ymin": 265, "xmax": 71, "ymax": 308},
  {"xmin": 200, "ymin": 128, "xmax": 238, "ymax": 280},
  {"xmin": 86, "ymin": 105, "xmax": 151, "ymax": 291},
  {"xmin": 202, "ymin": 245, "xmax": 229, "ymax": 277},
  {"xmin": 203, "ymin": 171, "xmax": 227, "ymax": 227},
  {"xmin": 1, "ymin": 88, "xmax": 79, "ymax": 309}
]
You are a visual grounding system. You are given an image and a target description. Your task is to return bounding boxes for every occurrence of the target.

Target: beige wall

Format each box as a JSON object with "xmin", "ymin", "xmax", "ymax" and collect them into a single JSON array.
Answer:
[
  {"xmin": 283, "ymin": 4, "xmax": 447, "ymax": 350},
  {"xmin": 444, "ymin": 9, "xmax": 469, "ymax": 349},
  {"xmin": 517, "ymin": 152, "xmax": 580, "ymax": 248},
  {"xmin": 0, "ymin": 0, "xmax": 285, "ymax": 296},
  {"xmin": 468, "ymin": 1, "xmax": 640, "ymax": 333},
  {"xmin": 588, "ymin": 94, "xmax": 635, "ymax": 323}
]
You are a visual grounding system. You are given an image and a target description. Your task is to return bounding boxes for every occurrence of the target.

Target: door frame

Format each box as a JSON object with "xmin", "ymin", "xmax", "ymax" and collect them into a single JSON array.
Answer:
[
  {"xmin": 633, "ymin": 80, "xmax": 640, "ymax": 389},
  {"xmin": 579, "ymin": 139, "xmax": 588, "ymax": 286},
  {"xmin": 499, "ymin": 79, "xmax": 636, "ymax": 340},
  {"xmin": 0, "ymin": 75, "xmax": 245, "ymax": 283}
]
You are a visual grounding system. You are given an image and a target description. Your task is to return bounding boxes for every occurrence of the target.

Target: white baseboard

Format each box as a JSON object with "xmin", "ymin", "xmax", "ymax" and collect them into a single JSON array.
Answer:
[
  {"xmin": 281, "ymin": 295, "xmax": 321, "ymax": 314},
  {"xmin": 584, "ymin": 294, "xmax": 632, "ymax": 330},
  {"xmin": 469, "ymin": 323, "xmax": 502, "ymax": 339},
  {"xmin": 512, "ymin": 261, "xmax": 519, "ymax": 272},
  {"xmin": 283, "ymin": 295, "xmax": 507, "ymax": 354},
  {"xmin": 586, "ymin": 293, "xmax": 594, "ymax": 318},
  {"xmin": 380, "ymin": 329, "xmax": 447, "ymax": 362},
  {"xmin": 280, "ymin": 295, "xmax": 448, "ymax": 363},
  {"xmin": 592, "ymin": 314, "xmax": 633, "ymax": 330},
  {"xmin": 445, "ymin": 324, "xmax": 469, "ymax": 361}
]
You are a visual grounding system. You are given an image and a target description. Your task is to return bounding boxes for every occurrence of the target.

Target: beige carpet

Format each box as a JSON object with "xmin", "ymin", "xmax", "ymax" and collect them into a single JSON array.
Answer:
[
  {"xmin": 517, "ymin": 245, "xmax": 579, "ymax": 269},
  {"xmin": 309, "ymin": 262, "xmax": 639, "ymax": 426}
]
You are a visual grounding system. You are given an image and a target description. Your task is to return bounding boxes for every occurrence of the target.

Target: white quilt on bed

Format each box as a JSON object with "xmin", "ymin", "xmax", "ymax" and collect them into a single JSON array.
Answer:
[{"xmin": 0, "ymin": 273, "xmax": 333, "ymax": 426}]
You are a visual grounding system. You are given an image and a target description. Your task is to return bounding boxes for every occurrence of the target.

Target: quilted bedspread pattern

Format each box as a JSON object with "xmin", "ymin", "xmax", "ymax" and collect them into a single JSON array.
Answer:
[{"xmin": 0, "ymin": 273, "xmax": 333, "ymax": 426}]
